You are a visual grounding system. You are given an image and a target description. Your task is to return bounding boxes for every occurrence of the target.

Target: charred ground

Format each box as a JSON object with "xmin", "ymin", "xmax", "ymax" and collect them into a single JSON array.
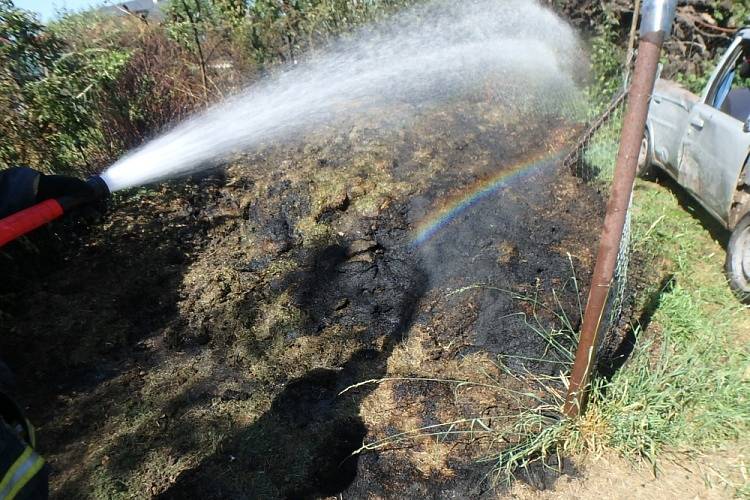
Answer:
[{"xmin": 0, "ymin": 100, "xmax": 607, "ymax": 498}]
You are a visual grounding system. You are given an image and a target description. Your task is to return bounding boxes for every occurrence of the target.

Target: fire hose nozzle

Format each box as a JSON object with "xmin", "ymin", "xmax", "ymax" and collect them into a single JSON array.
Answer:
[
  {"xmin": 56, "ymin": 174, "xmax": 110, "ymax": 212},
  {"xmin": 85, "ymin": 175, "xmax": 111, "ymax": 202}
]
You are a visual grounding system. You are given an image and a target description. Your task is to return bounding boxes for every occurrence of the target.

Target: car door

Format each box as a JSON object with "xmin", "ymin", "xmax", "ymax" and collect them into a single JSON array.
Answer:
[
  {"xmin": 679, "ymin": 37, "xmax": 750, "ymax": 225},
  {"xmin": 648, "ymin": 80, "xmax": 696, "ymax": 178},
  {"xmin": 679, "ymin": 103, "xmax": 750, "ymax": 224}
]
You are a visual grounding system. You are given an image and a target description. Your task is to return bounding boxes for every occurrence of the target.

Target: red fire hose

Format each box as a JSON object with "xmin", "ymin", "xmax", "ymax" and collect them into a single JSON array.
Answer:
[
  {"xmin": 0, "ymin": 199, "xmax": 65, "ymax": 247},
  {"xmin": 0, "ymin": 175, "xmax": 110, "ymax": 248}
]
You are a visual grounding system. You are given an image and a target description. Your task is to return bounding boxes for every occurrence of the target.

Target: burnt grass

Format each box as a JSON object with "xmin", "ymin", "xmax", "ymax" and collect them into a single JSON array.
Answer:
[{"xmin": 0, "ymin": 101, "xmax": 609, "ymax": 499}]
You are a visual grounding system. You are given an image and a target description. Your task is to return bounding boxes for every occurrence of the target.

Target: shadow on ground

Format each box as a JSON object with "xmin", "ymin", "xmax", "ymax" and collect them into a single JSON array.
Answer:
[
  {"xmin": 156, "ymin": 233, "xmax": 429, "ymax": 498},
  {"xmin": 0, "ymin": 176, "xmax": 224, "ymax": 493}
]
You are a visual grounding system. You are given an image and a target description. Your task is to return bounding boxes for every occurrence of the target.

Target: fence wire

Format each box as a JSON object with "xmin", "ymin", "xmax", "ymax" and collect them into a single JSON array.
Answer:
[{"xmin": 562, "ymin": 89, "xmax": 634, "ymax": 372}]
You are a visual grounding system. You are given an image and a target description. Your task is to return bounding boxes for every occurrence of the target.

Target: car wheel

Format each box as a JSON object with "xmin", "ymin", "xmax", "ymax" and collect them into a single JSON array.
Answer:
[
  {"xmin": 636, "ymin": 131, "xmax": 655, "ymax": 179},
  {"xmin": 726, "ymin": 213, "xmax": 750, "ymax": 303}
]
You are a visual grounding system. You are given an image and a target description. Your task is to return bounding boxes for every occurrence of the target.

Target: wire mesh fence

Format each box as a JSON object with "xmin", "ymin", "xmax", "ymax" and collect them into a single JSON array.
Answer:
[
  {"xmin": 562, "ymin": 88, "xmax": 634, "ymax": 374},
  {"xmin": 563, "ymin": 90, "xmax": 627, "ymax": 182}
]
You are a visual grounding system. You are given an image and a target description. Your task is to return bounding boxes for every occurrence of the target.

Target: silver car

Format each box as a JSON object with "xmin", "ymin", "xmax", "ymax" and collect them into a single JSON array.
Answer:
[{"xmin": 642, "ymin": 28, "xmax": 750, "ymax": 300}]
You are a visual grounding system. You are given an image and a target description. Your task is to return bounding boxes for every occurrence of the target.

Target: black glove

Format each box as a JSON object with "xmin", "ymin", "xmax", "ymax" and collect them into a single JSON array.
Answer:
[
  {"xmin": 0, "ymin": 167, "xmax": 93, "ymax": 219},
  {"xmin": 38, "ymin": 172, "xmax": 104, "ymax": 228},
  {"xmin": 37, "ymin": 173, "xmax": 94, "ymax": 202}
]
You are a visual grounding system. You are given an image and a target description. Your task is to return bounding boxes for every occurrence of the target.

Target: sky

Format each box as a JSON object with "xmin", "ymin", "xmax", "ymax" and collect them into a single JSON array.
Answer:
[{"xmin": 13, "ymin": 0, "xmax": 110, "ymax": 21}]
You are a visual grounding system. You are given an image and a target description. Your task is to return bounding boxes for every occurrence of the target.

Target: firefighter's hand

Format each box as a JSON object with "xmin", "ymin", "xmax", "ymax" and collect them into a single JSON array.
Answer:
[
  {"xmin": 38, "ymin": 173, "xmax": 104, "ymax": 226},
  {"xmin": 0, "ymin": 167, "xmax": 94, "ymax": 219},
  {"xmin": 36, "ymin": 172, "xmax": 94, "ymax": 202}
]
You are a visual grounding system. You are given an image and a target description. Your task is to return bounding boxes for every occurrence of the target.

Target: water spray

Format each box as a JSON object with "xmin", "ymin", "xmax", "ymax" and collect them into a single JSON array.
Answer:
[
  {"xmin": 101, "ymin": 0, "xmax": 582, "ymax": 192},
  {"xmin": 0, "ymin": 175, "xmax": 110, "ymax": 247},
  {"xmin": 0, "ymin": 0, "xmax": 582, "ymax": 246}
]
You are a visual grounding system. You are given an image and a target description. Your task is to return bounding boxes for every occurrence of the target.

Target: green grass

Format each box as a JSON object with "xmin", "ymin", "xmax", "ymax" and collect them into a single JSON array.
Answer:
[
  {"xmin": 587, "ymin": 181, "xmax": 750, "ymax": 460},
  {"xmin": 577, "ymin": 103, "xmax": 749, "ymax": 462},
  {"xmin": 582, "ymin": 115, "xmax": 622, "ymax": 183}
]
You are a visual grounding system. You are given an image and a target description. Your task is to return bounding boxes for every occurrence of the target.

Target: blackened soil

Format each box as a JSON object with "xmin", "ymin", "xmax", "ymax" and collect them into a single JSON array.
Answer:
[{"xmin": 0, "ymin": 102, "xmax": 606, "ymax": 499}]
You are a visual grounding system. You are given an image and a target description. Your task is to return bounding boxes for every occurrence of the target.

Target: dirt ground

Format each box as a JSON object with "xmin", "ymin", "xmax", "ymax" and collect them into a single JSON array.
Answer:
[
  {"xmin": 513, "ymin": 445, "xmax": 749, "ymax": 500},
  {"xmin": 0, "ymin": 98, "xmax": 611, "ymax": 498}
]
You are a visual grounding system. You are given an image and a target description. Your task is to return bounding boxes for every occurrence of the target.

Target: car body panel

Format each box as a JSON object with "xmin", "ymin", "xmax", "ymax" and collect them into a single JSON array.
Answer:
[
  {"xmin": 648, "ymin": 79, "xmax": 697, "ymax": 176},
  {"xmin": 680, "ymin": 102, "xmax": 750, "ymax": 222},
  {"xmin": 646, "ymin": 30, "xmax": 750, "ymax": 229}
]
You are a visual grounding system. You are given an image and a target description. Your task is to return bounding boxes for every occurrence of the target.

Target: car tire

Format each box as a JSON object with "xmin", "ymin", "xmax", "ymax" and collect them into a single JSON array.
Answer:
[
  {"xmin": 636, "ymin": 130, "xmax": 656, "ymax": 179},
  {"xmin": 726, "ymin": 213, "xmax": 750, "ymax": 303}
]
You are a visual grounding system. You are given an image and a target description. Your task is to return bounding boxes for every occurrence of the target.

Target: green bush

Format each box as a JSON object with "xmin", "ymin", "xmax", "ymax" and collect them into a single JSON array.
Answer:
[
  {"xmin": 0, "ymin": 0, "xmax": 64, "ymax": 171},
  {"xmin": 0, "ymin": 0, "xmax": 420, "ymax": 177},
  {"xmin": 0, "ymin": 4, "xmax": 135, "ymax": 174}
]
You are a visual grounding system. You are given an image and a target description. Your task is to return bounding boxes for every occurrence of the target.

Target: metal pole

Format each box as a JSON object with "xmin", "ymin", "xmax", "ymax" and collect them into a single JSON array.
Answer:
[{"xmin": 563, "ymin": 0, "xmax": 677, "ymax": 418}]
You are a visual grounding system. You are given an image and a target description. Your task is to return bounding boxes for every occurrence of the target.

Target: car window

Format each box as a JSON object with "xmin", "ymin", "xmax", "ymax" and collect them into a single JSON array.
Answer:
[
  {"xmin": 714, "ymin": 55, "xmax": 750, "ymax": 122},
  {"xmin": 714, "ymin": 68, "xmax": 736, "ymax": 109}
]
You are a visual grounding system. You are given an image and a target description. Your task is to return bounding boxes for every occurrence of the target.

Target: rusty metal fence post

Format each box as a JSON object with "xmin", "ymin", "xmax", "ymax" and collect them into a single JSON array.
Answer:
[{"xmin": 563, "ymin": 0, "xmax": 677, "ymax": 418}]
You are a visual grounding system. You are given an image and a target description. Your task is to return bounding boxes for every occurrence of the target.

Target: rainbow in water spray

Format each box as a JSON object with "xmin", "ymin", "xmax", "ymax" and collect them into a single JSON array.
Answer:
[{"xmin": 411, "ymin": 151, "xmax": 564, "ymax": 247}]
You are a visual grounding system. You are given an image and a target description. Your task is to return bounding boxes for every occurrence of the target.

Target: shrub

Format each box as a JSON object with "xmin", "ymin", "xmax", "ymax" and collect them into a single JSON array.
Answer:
[{"xmin": 0, "ymin": 0, "xmax": 421, "ymax": 177}]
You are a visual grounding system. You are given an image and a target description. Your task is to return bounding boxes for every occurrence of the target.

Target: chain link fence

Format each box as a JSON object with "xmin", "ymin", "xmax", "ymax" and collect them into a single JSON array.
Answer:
[{"xmin": 562, "ymin": 88, "xmax": 635, "ymax": 374}]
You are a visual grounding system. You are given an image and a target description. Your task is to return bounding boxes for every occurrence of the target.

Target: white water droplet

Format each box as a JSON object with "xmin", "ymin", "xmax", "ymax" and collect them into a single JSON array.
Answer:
[{"xmin": 101, "ymin": 0, "xmax": 584, "ymax": 193}]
